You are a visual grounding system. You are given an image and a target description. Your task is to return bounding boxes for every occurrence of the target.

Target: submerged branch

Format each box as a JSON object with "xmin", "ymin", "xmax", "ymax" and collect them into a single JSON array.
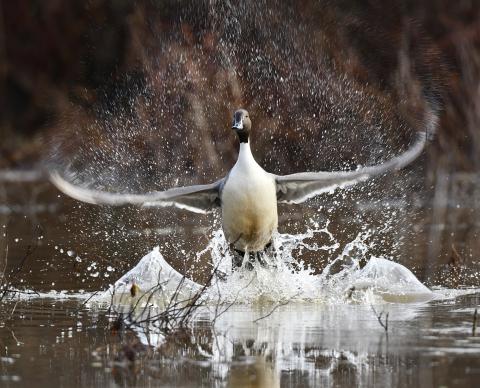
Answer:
[
  {"xmin": 0, "ymin": 223, "xmax": 42, "ymax": 302},
  {"xmin": 371, "ymin": 305, "xmax": 389, "ymax": 332},
  {"xmin": 108, "ymin": 260, "xmax": 227, "ymax": 339},
  {"xmin": 473, "ymin": 308, "xmax": 477, "ymax": 337},
  {"xmin": 253, "ymin": 300, "xmax": 290, "ymax": 323}
]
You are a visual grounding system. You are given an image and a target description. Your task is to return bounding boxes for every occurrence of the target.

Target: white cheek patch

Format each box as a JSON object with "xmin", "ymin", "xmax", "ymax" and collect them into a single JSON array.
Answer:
[{"xmin": 234, "ymin": 121, "xmax": 243, "ymax": 129}]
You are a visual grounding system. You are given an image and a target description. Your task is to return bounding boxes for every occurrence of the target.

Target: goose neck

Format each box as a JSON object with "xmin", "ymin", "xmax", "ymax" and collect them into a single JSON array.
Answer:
[{"xmin": 238, "ymin": 142, "xmax": 254, "ymax": 162}]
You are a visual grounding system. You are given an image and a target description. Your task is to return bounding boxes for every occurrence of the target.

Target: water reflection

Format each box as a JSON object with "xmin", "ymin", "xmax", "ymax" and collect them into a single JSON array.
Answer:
[
  {"xmin": 2, "ymin": 294, "xmax": 480, "ymax": 388},
  {"xmin": 1, "ymin": 175, "xmax": 480, "ymax": 387},
  {"xmin": 92, "ymin": 295, "xmax": 480, "ymax": 387}
]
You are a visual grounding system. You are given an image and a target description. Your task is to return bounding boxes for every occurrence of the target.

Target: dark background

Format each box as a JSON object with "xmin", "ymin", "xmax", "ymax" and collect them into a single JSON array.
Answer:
[
  {"xmin": 1, "ymin": 0, "xmax": 478, "ymax": 172},
  {"xmin": 0, "ymin": 1, "xmax": 479, "ymax": 288}
]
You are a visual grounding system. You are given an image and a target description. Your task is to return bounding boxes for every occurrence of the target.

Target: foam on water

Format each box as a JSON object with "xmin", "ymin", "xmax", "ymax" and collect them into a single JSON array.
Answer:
[
  {"xmin": 6, "ymin": 222, "xmax": 476, "ymax": 308},
  {"xmin": 99, "ymin": 222, "xmax": 438, "ymax": 307}
]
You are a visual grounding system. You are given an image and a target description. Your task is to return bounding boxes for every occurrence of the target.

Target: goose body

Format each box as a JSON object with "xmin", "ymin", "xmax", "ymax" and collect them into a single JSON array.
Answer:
[
  {"xmin": 49, "ymin": 108, "xmax": 434, "ymax": 257},
  {"xmin": 221, "ymin": 142, "xmax": 278, "ymax": 251}
]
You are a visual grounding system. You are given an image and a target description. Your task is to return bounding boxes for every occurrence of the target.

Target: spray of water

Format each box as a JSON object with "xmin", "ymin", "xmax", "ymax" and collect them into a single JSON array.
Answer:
[{"xmin": 101, "ymin": 220, "xmax": 434, "ymax": 308}]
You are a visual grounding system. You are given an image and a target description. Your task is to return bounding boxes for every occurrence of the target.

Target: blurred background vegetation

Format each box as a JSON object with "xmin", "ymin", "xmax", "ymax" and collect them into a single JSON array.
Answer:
[
  {"xmin": 1, "ymin": 0, "xmax": 478, "ymax": 172},
  {"xmin": 0, "ymin": 1, "xmax": 479, "ymax": 287}
]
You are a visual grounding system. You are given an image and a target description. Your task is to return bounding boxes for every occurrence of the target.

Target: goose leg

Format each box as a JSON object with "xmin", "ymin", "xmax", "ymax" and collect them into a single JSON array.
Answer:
[
  {"xmin": 230, "ymin": 241, "xmax": 273, "ymax": 270},
  {"xmin": 232, "ymin": 248, "xmax": 246, "ymax": 268}
]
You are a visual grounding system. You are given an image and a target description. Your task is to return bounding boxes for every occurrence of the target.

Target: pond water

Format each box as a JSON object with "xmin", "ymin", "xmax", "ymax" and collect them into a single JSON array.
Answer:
[
  {"xmin": 1, "ymin": 293, "xmax": 479, "ymax": 387},
  {"xmin": 1, "ymin": 174, "xmax": 479, "ymax": 387}
]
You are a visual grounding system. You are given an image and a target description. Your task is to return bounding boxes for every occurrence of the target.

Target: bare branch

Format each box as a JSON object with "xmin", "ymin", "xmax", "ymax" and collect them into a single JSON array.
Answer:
[
  {"xmin": 473, "ymin": 308, "xmax": 478, "ymax": 337},
  {"xmin": 254, "ymin": 298, "xmax": 294, "ymax": 323},
  {"xmin": 371, "ymin": 305, "xmax": 389, "ymax": 332}
]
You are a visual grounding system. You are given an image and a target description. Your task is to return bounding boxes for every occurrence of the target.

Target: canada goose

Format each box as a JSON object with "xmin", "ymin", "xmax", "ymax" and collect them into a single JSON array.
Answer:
[{"xmin": 50, "ymin": 108, "xmax": 430, "ymax": 258}]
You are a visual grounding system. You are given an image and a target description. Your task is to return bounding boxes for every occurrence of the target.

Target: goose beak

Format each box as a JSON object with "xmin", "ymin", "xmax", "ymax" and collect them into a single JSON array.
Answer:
[{"xmin": 232, "ymin": 120, "xmax": 243, "ymax": 130}]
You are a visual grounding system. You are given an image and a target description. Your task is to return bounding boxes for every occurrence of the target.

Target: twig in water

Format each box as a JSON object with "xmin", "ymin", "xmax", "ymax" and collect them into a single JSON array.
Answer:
[
  {"xmin": 10, "ymin": 300, "xmax": 19, "ymax": 317},
  {"xmin": 10, "ymin": 329, "xmax": 23, "ymax": 346},
  {"xmin": 1, "ymin": 223, "xmax": 42, "ymax": 301},
  {"xmin": 0, "ymin": 224, "xmax": 9, "ymax": 301},
  {"xmin": 212, "ymin": 273, "xmax": 256, "ymax": 323},
  {"xmin": 371, "ymin": 305, "xmax": 389, "ymax": 332},
  {"xmin": 1, "ymin": 235, "xmax": 7, "ymax": 279},
  {"xmin": 254, "ymin": 300, "xmax": 290, "ymax": 323},
  {"xmin": 10, "ymin": 224, "xmax": 43, "ymax": 277},
  {"xmin": 473, "ymin": 308, "xmax": 477, "ymax": 337},
  {"xmin": 73, "ymin": 290, "xmax": 100, "ymax": 314}
]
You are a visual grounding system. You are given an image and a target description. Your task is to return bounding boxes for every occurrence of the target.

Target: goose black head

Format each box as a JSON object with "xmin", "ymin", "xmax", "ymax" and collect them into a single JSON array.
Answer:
[{"xmin": 232, "ymin": 109, "xmax": 251, "ymax": 143}]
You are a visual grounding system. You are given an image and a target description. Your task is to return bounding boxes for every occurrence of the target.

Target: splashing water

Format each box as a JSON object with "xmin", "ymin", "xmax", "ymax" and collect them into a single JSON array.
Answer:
[{"xmin": 101, "ymin": 220, "xmax": 434, "ymax": 308}]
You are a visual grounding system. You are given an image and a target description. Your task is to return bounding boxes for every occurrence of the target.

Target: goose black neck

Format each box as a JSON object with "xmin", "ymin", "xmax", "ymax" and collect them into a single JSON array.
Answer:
[{"xmin": 237, "ymin": 131, "xmax": 249, "ymax": 143}]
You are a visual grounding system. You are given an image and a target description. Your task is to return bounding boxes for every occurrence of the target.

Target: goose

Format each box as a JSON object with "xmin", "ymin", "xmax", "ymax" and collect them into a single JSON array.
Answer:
[{"xmin": 50, "ymin": 108, "xmax": 430, "ymax": 263}]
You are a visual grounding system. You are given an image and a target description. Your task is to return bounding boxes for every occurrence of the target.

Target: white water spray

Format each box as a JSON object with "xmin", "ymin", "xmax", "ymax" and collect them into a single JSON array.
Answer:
[{"xmin": 102, "ymin": 221, "xmax": 433, "ymax": 307}]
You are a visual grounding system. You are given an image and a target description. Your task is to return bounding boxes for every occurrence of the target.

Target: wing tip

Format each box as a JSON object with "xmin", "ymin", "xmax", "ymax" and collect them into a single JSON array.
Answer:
[{"xmin": 49, "ymin": 170, "xmax": 102, "ymax": 205}]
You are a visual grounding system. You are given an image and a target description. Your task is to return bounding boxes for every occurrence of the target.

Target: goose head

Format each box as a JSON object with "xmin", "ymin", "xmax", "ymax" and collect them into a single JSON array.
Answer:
[{"xmin": 232, "ymin": 109, "xmax": 251, "ymax": 143}]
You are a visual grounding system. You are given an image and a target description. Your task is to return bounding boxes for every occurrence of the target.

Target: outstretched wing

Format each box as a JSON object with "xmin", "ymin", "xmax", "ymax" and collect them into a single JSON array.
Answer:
[
  {"xmin": 275, "ymin": 131, "xmax": 427, "ymax": 204},
  {"xmin": 49, "ymin": 171, "xmax": 223, "ymax": 214}
]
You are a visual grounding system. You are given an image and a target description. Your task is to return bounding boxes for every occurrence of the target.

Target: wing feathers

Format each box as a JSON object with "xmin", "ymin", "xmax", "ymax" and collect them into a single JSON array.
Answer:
[
  {"xmin": 276, "ymin": 131, "xmax": 427, "ymax": 204},
  {"xmin": 49, "ymin": 171, "xmax": 222, "ymax": 214}
]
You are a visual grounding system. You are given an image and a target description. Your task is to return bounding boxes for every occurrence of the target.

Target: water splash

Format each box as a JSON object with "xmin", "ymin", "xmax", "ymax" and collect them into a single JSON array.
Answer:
[{"xmin": 102, "ymin": 221, "xmax": 434, "ymax": 307}]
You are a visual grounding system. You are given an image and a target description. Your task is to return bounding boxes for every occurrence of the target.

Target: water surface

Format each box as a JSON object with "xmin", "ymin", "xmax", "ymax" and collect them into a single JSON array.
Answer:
[{"xmin": 1, "ymin": 175, "xmax": 479, "ymax": 387}]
